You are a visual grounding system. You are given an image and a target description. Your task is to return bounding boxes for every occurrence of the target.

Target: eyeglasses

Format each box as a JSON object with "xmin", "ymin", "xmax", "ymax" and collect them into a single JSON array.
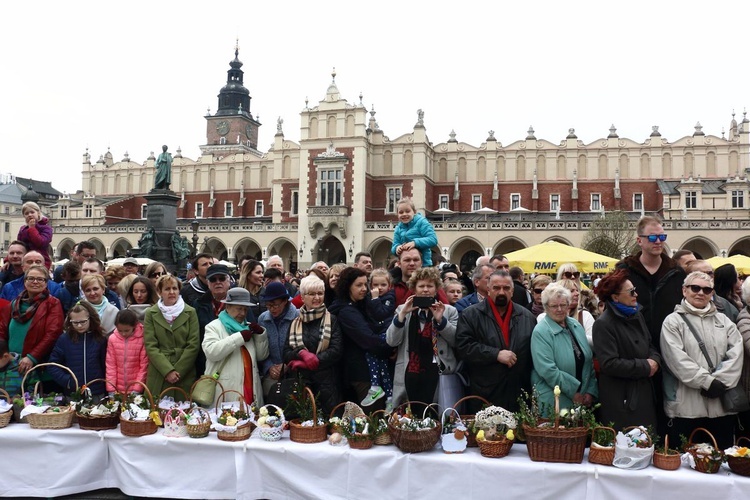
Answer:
[
  {"xmin": 547, "ymin": 303, "xmax": 569, "ymax": 310},
  {"xmin": 640, "ymin": 234, "xmax": 667, "ymax": 243},
  {"xmin": 208, "ymin": 275, "xmax": 228, "ymax": 283},
  {"xmin": 533, "ymin": 288, "xmax": 545, "ymax": 294},
  {"xmin": 266, "ymin": 301, "xmax": 287, "ymax": 310},
  {"xmin": 25, "ymin": 276, "xmax": 48, "ymax": 283},
  {"xmin": 70, "ymin": 318, "xmax": 90, "ymax": 326},
  {"xmin": 305, "ymin": 292, "xmax": 324, "ymax": 297},
  {"xmin": 149, "ymin": 271, "xmax": 166, "ymax": 279},
  {"xmin": 618, "ymin": 287, "xmax": 637, "ymax": 297},
  {"xmin": 687, "ymin": 284, "xmax": 713, "ymax": 294},
  {"xmin": 562, "ymin": 271, "xmax": 581, "ymax": 279}
]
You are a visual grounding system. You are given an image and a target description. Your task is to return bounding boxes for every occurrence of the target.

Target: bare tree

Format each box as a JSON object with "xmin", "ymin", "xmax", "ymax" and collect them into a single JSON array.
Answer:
[{"xmin": 581, "ymin": 211, "xmax": 637, "ymax": 259}]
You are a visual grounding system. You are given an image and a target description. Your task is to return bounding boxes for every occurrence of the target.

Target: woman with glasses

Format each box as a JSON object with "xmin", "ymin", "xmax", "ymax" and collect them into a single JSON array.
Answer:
[
  {"xmin": 144, "ymin": 262, "xmax": 168, "ymax": 288},
  {"xmin": 283, "ymin": 275, "xmax": 342, "ymax": 414},
  {"xmin": 538, "ymin": 278, "xmax": 595, "ymax": 349},
  {"xmin": 531, "ymin": 283, "xmax": 597, "ymax": 415},
  {"xmin": 257, "ymin": 281, "xmax": 298, "ymax": 399},
  {"xmin": 592, "ymin": 269, "xmax": 661, "ymax": 430},
  {"xmin": 661, "ymin": 271, "xmax": 743, "ymax": 449},
  {"xmin": 144, "ymin": 274, "xmax": 200, "ymax": 401},
  {"xmin": 529, "ymin": 274, "xmax": 551, "ymax": 317},
  {"xmin": 557, "ymin": 263, "xmax": 583, "ymax": 289},
  {"xmin": 0, "ymin": 265, "xmax": 64, "ymax": 391},
  {"xmin": 714, "ymin": 263, "xmax": 744, "ymax": 313}
]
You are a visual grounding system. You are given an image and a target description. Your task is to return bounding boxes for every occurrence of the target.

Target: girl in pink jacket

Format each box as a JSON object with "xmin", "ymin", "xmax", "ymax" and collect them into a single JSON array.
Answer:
[{"xmin": 106, "ymin": 309, "xmax": 148, "ymax": 393}]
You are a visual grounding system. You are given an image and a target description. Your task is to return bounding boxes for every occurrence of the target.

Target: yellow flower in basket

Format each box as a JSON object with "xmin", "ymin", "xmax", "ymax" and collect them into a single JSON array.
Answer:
[
  {"xmin": 225, "ymin": 415, "xmax": 238, "ymax": 427},
  {"xmin": 505, "ymin": 429, "xmax": 515, "ymax": 441},
  {"xmin": 476, "ymin": 430, "xmax": 485, "ymax": 441}
]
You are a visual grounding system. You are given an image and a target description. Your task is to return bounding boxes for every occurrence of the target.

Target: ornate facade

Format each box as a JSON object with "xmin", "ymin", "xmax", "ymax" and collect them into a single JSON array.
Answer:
[{"xmin": 49, "ymin": 49, "xmax": 750, "ymax": 270}]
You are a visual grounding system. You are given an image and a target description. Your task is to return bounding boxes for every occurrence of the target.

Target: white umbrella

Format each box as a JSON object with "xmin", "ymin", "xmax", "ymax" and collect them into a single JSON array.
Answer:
[
  {"xmin": 106, "ymin": 257, "xmax": 155, "ymax": 267},
  {"xmin": 432, "ymin": 207, "xmax": 454, "ymax": 222},
  {"xmin": 218, "ymin": 260, "xmax": 237, "ymax": 269}
]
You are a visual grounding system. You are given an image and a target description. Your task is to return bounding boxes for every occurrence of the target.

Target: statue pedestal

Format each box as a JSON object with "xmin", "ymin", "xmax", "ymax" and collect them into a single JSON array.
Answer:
[{"xmin": 144, "ymin": 189, "xmax": 181, "ymax": 272}]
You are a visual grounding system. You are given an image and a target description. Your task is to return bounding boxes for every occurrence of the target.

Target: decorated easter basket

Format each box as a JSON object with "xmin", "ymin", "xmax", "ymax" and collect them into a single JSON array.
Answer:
[
  {"xmin": 157, "ymin": 386, "xmax": 191, "ymax": 428},
  {"xmin": 726, "ymin": 436, "xmax": 750, "ymax": 476},
  {"xmin": 371, "ymin": 409, "xmax": 393, "ymax": 445},
  {"xmin": 453, "ymin": 395, "xmax": 491, "ymax": 447},
  {"xmin": 343, "ymin": 414, "xmax": 375, "ymax": 450},
  {"xmin": 163, "ymin": 407, "xmax": 189, "ymax": 438},
  {"xmin": 588, "ymin": 426, "xmax": 616, "ymax": 466},
  {"xmin": 185, "ymin": 406, "xmax": 211, "ymax": 439},
  {"xmin": 288, "ymin": 386, "xmax": 327, "ymax": 444},
  {"xmin": 75, "ymin": 378, "xmax": 121, "ymax": 430},
  {"xmin": 21, "ymin": 362, "xmax": 77, "ymax": 430},
  {"xmin": 653, "ymin": 434, "xmax": 682, "ymax": 471},
  {"xmin": 0, "ymin": 388, "xmax": 13, "ymax": 428},
  {"xmin": 119, "ymin": 381, "xmax": 158, "ymax": 437},
  {"xmin": 215, "ymin": 389, "xmax": 255, "ymax": 442},
  {"xmin": 328, "ymin": 401, "xmax": 364, "ymax": 435},
  {"xmin": 685, "ymin": 427, "xmax": 723, "ymax": 474},
  {"xmin": 440, "ymin": 407, "xmax": 468, "ymax": 454},
  {"xmin": 255, "ymin": 404, "xmax": 286, "ymax": 442},
  {"xmin": 388, "ymin": 401, "xmax": 441, "ymax": 453}
]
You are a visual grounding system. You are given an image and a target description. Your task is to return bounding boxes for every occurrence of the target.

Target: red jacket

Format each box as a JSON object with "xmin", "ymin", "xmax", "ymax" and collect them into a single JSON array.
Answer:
[
  {"xmin": 0, "ymin": 296, "xmax": 64, "ymax": 363},
  {"xmin": 106, "ymin": 323, "xmax": 148, "ymax": 393}
]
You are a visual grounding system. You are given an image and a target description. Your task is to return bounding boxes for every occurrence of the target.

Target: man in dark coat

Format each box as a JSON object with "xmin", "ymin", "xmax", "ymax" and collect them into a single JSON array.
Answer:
[
  {"xmin": 616, "ymin": 216, "xmax": 685, "ymax": 353},
  {"xmin": 455, "ymin": 270, "xmax": 536, "ymax": 412},
  {"xmin": 509, "ymin": 266, "xmax": 532, "ymax": 310}
]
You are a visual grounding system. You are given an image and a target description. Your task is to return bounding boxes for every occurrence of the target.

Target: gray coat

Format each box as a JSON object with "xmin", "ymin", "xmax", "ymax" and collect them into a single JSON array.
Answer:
[{"xmin": 386, "ymin": 304, "xmax": 459, "ymax": 406}]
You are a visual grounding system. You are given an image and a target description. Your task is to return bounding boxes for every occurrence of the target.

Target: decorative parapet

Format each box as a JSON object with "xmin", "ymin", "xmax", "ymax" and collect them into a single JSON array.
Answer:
[{"xmin": 307, "ymin": 205, "xmax": 350, "ymax": 239}]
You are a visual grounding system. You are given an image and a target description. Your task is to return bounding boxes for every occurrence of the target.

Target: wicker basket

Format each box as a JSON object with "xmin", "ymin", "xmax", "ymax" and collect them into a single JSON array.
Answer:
[
  {"xmin": 215, "ymin": 389, "xmax": 255, "ymax": 442},
  {"xmin": 21, "ymin": 363, "xmax": 76, "ymax": 430},
  {"xmin": 328, "ymin": 401, "xmax": 364, "ymax": 435},
  {"xmin": 371, "ymin": 409, "xmax": 392, "ymax": 445},
  {"xmin": 588, "ymin": 426, "xmax": 616, "ymax": 466},
  {"xmin": 119, "ymin": 381, "xmax": 158, "ymax": 437},
  {"xmin": 289, "ymin": 386, "xmax": 327, "ymax": 444},
  {"xmin": 256, "ymin": 404, "xmax": 286, "ymax": 441},
  {"xmin": 0, "ymin": 388, "xmax": 12, "ymax": 428},
  {"xmin": 440, "ymin": 407, "xmax": 468, "ymax": 454},
  {"xmin": 388, "ymin": 401, "xmax": 442, "ymax": 453},
  {"xmin": 523, "ymin": 422, "xmax": 588, "ymax": 464},
  {"xmin": 477, "ymin": 436, "xmax": 514, "ymax": 458},
  {"xmin": 453, "ymin": 395, "xmax": 491, "ymax": 447},
  {"xmin": 76, "ymin": 379, "xmax": 120, "ymax": 431},
  {"xmin": 157, "ymin": 386, "xmax": 190, "ymax": 427},
  {"xmin": 186, "ymin": 407, "xmax": 211, "ymax": 438},
  {"xmin": 726, "ymin": 436, "xmax": 750, "ymax": 476},
  {"xmin": 653, "ymin": 434, "xmax": 682, "ymax": 471},
  {"xmin": 685, "ymin": 427, "xmax": 724, "ymax": 474}
]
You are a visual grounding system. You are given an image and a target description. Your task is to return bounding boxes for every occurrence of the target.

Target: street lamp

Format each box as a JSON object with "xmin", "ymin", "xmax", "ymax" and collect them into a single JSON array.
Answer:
[{"xmin": 190, "ymin": 219, "xmax": 200, "ymax": 258}]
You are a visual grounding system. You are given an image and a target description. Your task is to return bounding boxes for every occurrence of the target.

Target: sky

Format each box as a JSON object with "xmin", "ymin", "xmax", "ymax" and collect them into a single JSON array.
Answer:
[{"xmin": 1, "ymin": 0, "xmax": 748, "ymax": 194}]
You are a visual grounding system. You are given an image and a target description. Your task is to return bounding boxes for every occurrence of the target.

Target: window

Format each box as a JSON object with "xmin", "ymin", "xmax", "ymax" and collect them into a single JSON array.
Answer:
[
  {"xmin": 631, "ymin": 193, "xmax": 643, "ymax": 211},
  {"xmin": 3, "ymin": 222, "xmax": 9, "ymax": 232},
  {"xmin": 732, "ymin": 190, "xmax": 744, "ymax": 209},
  {"xmin": 386, "ymin": 186, "xmax": 402, "ymax": 214},
  {"xmin": 255, "ymin": 200, "xmax": 264, "ymax": 216},
  {"xmin": 291, "ymin": 190, "xmax": 299, "ymax": 216},
  {"xmin": 195, "ymin": 202, "xmax": 203, "ymax": 218},
  {"xmin": 590, "ymin": 193, "xmax": 601, "ymax": 211},
  {"xmin": 140, "ymin": 204, "xmax": 147, "ymax": 219},
  {"xmin": 510, "ymin": 193, "xmax": 521, "ymax": 210},
  {"xmin": 439, "ymin": 194, "xmax": 449, "ymax": 209},
  {"xmin": 225, "ymin": 201, "xmax": 233, "ymax": 217},
  {"xmin": 472, "ymin": 194, "xmax": 482, "ymax": 212},
  {"xmin": 3, "ymin": 207, "xmax": 8, "ymax": 214},
  {"xmin": 318, "ymin": 168, "xmax": 342, "ymax": 206},
  {"xmin": 60, "ymin": 205, "xmax": 68, "ymax": 218},
  {"xmin": 84, "ymin": 204, "xmax": 93, "ymax": 218},
  {"xmin": 550, "ymin": 194, "xmax": 560, "ymax": 211},
  {"xmin": 685, "ymin": 191, "xmax": 697, "ymax": 209}
]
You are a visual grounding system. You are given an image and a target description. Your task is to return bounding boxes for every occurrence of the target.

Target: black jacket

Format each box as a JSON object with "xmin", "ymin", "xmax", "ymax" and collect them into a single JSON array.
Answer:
[
  {"xmin": 282, "ymin": 313, "xmax": 343, "ymax": 414},
  {"xmin": 512, "ymin": 281, "xmax": 532, "ymax": 310},
  {"xmin": 592, "ymin": 305, "xmax": 661, "ymax": 430},
  {"xmin": 455, "ymin": 300, "xmax": 536, "ymax": 412},
  {"xmin": 617, "ymin": 253, "xmax": 685, "ymax": 353}
]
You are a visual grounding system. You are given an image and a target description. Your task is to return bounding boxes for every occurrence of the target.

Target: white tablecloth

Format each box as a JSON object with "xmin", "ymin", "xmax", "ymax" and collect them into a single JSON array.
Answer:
[{"xmin": 1, "ymin": 424, "xmax": 749, "ymax": 499}]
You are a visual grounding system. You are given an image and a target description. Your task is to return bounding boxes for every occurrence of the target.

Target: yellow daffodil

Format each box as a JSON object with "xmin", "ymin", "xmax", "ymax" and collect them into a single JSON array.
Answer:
[{"xmin": 505, "ymin": 429, "xmax": 515, "ymax": 441}]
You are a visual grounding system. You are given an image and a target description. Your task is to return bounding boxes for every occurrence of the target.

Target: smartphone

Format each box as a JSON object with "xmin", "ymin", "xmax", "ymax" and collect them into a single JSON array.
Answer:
[{"xmin": 412, "ymin": 296, "xmax": 435, "ymax": 309}]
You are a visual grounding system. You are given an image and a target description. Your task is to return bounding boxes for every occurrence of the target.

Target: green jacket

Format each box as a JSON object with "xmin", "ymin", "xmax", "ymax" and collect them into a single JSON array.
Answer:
[
  {"xmin": 143, "ymin": 304, "xmax": 200, "ymax": 401},
  {"xmin": 531, "ymin": 315, "xmax": 598, "ymax": 415}
]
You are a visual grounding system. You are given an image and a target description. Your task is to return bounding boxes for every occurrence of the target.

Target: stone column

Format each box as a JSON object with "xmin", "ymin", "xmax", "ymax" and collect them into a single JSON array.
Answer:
[{"xmin": 143, "ymin": 189, "xmax": 181, "ymax": 273}]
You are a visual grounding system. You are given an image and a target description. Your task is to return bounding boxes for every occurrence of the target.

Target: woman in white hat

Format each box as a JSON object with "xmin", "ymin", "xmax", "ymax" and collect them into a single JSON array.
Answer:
[{"xmin": 202, "ymin": 288, "xmax": 269, "ymax": 406}]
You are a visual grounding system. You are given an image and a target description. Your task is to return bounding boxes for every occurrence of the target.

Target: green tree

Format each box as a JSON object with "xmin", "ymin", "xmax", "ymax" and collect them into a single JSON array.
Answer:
[{"xmin": 581, "ymin": 211, "xmax": 637, "ymax": 259}]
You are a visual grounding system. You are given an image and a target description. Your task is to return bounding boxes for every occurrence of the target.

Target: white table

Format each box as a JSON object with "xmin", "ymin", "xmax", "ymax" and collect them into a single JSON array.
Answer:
[{"xmin": 1, "ymin": 424, "xmax": 749, "ymax": 499}]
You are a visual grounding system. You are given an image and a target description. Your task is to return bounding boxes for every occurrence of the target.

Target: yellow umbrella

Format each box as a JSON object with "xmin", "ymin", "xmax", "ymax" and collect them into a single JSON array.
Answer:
[
  {"xmin": 706, "ymin": 255, "xmax": 750, "ymax": 275},
  {"xmin": 504, "ymin": 241, "xmax": 619, "ymax": 275}
]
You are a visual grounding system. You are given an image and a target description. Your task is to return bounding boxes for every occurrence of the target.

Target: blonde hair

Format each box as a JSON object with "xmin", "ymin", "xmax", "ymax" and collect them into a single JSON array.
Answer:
[
  {"xmin": 396, "ymin": 197, "xmax": 416, "ymax": 212},
  {"xmin": 370, "ymin": 268, "xmax": 391, "ymax": 286},
  {"xmin": 22, "ymin": 202, "xmax": 41, "ymax": 216},
  {"xmin": 81, "ymin": 273, "xmax": 106, "ymax": 290}
]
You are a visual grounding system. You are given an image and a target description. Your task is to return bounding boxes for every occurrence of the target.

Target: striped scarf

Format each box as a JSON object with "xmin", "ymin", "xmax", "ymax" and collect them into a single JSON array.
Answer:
[{"xmin": 289, "ymin": 305, "xmax": 331, "ymax": 354}]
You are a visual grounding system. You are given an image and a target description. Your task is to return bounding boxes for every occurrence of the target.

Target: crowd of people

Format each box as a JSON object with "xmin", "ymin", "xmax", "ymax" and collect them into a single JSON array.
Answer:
[{"xmin": 1, "ymin": 198, "xmax": 749, "ymax": 451}]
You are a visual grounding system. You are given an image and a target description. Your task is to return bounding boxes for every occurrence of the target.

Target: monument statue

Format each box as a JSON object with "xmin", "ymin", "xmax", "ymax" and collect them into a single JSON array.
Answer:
[
  {"xmin": 138, "ymin": 227, "xmax": 156, "ymax": 259},
  {"xmin": 171, "ymin": 231, "xmax": 191, "ymax": 263},
  {"xmin": 154, "ymin": 145, "xmax": 173, "ymax": 190}
]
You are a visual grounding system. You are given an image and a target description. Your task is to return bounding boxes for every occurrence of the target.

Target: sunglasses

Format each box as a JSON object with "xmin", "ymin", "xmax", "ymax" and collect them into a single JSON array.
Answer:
[
  {"xmin": 208, "ymin": 275, "xmax": 228, "ymax": 283},
  {"xmin": 563, "ymin": 271, "xmax": 580, "ymax": 279},
  {"xmin": 618, "ymin": 287, "xmax": 637, "ymax": 297},
  {"xmin": 533, "ymin": 288, "xmax": 545, "ymax": 294},
  {"xmin": 687, "ymin": 284, "xmax": 713, "ymax": 294},
  {"xmin": 640, "ymin": 234, "xmax": 667, "ymax": 243},
  {"xmin": 149, "ymin": 271, "xmax": 166, "ymax": 278}
]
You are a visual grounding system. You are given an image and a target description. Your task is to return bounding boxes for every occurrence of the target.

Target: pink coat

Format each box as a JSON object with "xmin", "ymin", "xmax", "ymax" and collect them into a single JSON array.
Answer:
[{"xmin": 106, "ymin": 323, "xmax": 149, "ymax": 393}]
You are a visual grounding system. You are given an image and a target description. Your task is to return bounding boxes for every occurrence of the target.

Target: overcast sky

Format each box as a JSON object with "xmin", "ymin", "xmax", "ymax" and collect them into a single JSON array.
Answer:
[{"xmin": 2, "ymin": 0, "xmax": 748, "ymax": 194}]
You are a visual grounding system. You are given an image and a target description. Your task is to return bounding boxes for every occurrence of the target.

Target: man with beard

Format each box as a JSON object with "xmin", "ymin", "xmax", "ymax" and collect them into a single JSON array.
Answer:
[{"xmin": 455, "ymin": 270, "xmax": 536, "ymax": 413}]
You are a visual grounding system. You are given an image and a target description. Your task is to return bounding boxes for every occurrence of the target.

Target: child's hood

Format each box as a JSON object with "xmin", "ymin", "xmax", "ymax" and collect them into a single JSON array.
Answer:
[{"xmin": 114, "ymin": 322, "xmax": 145, "ymax": 341}]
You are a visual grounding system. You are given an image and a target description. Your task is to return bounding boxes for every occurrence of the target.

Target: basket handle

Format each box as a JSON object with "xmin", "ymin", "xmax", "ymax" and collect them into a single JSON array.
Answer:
[
  {"xmin": 21, "ymin": 362, "xmax": 79, "ymax": 396},
  {"xmin": 81, "ymin": 378, "xmax": 119, "ymax": 395},
  {"xmin": 736, "ymin": 436, "xmax": 750, "ymax": 448},
  {"xmin": 452, "ymin": 394, "xmax": 491, "ymax": 411},
  {"xmin": 328, "ymin": 401, "xmax": 349, "ymax": 420},
  {"xmin": 0, "ymin": 388, "xmax": 10, "ymax": 402},
  {"xmin": 302, "ymin": 385, "xmax": 318, "ymax": 423},
  {"xmin": 590, "ymin": 426, "xmax": 616, "ymax": 445},
  {"xmin": 124, "ymin": 380, "xmax": 155, "ymax": 408},
  {"xmin": 687, "ymin": 427, "xmax": 718, "ymax": 451},
  {"xmin": 621, "ymin": 425, "xmax": 652, "ymax": 447},
  {"xmin": 158, "ymin": 385, "xmax": 190, "ymax": 403},
  {"xmin": 215, "ymin": 389, "xmax": 248, "ymax": 417},
  {"xmin": 188, "ymin": 375, "xmax": 226, "ymax": 405},
  {"xmin": 441, "ymin": 407, "xmax": 461, "ymax": 424}
]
